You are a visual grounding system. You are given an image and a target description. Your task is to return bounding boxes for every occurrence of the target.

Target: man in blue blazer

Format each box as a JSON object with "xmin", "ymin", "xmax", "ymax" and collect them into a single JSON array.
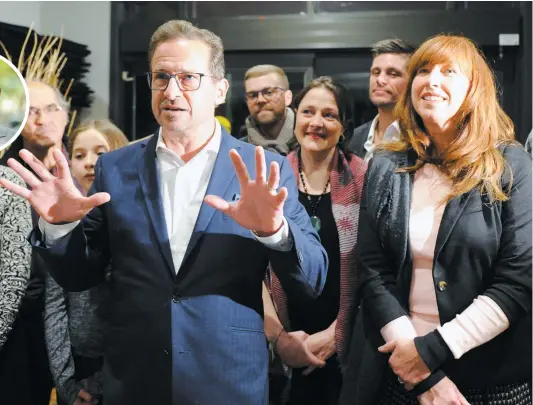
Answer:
[{"xmin": 0, "ymin": 20, "xmax": 328, "ymax": 405}]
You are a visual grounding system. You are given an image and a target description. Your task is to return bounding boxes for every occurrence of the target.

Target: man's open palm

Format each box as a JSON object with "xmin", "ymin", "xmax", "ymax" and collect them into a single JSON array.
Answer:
[
  {"xmin": 204, "ymin": 146, "xmax": 288, "ymax": 236},
  {"xmin": 0, "ymin": 148, "xmax": 110, "ymax": 223}
]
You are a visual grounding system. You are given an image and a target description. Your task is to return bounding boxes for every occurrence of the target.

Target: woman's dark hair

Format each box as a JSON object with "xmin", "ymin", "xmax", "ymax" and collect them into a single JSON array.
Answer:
[{"xmin": 290, "ymin": 76, "xmax": 355, "ymax": 159}]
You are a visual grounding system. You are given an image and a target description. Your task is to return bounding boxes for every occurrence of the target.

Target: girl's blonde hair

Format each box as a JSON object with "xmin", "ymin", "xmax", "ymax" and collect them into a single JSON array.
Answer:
[{"xmin": 68, "ymin": 119, "xmax": 128, "ymax": 156}]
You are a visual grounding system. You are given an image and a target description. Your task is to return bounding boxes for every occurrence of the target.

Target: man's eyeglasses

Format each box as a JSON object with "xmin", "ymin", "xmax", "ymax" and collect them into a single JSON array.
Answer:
[
  {"xmin": 28, "ymin": 104, "xmax": 63, "ymax": 118},
  {"xmin": 245, "ymin": 87, "xmax": 285, "ymax": 103},
  {"xmin": 146, "ymin": 72, "xmax": 215, "ymax": 91}
]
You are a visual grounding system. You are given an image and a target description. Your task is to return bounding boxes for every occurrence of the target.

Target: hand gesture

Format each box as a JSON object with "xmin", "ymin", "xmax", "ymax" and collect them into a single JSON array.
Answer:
[
  {"xmin": 379, "ymin": 338, "xmax": 431, "ymax": 385},
  {"xmin": 204, "ymin": 146, "xmax": 288, "ymax": 236},
  {"xmin": 0, "ymin": 149, "xmax": 110, "ymax": 224},
  {"xmin": 302, "ymin": 327, "xmax": 336, "ymax": 375},
  {"xmin": 275, "ymin": 330, "xmax": 326, "ymax": 369}
]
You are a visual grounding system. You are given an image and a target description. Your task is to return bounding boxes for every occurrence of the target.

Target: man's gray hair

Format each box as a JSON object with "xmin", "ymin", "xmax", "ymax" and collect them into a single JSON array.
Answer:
[
  {"xmin": 28, "ymin": 80, "xmax": 70, "ymax": 113},
  {"xmin": 148, "ymin": 20, "xmax": 225, "ymax": 79},
  {"xmin": 371, "ymin": 39, "xmax": 416, "ymax": 58},
  {"xmin": 51, "ymin": 85, "xmax": 70, "ymax": 113}
]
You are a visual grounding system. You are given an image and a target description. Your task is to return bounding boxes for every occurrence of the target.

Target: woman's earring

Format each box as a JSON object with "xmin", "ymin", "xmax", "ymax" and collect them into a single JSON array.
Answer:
[{"xmin": 338, "ymin": 134, "xmax": 346, "ymax": 144}]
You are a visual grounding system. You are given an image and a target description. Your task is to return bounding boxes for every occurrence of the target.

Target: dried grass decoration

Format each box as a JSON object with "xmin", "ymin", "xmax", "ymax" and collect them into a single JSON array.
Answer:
[{"xmin": 0, "ymin": 25, "xmax": 77, "ymax": 158}]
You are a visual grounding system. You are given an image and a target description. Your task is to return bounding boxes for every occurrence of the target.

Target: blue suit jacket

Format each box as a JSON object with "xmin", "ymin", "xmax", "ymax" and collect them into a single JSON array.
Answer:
[{"xmin": 32, "ymin": 128, "xmax": 328, "ymax": 405}]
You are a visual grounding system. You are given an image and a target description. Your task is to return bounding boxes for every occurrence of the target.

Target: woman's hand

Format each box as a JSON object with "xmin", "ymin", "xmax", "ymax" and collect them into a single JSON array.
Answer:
[
  {"xmin": 302, "ymin": 324, "xmax": 336, "ymax": 375},
  {"xmin": 417, "ymin": 377, "xmax": 470, "ymax": 405},
  {"xmin": 275, "ymin": 330, "xmax": 326, "ymax": 369},
  {"xmin": 379, "ymin": 338, "xmax": 431, "ymax": 385}
]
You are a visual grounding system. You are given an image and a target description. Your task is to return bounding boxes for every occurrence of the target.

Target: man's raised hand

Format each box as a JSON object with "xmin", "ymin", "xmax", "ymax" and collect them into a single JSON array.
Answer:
[{"xmin": 0, "ymin": 148, "xmax": 110, "ymax": 224}]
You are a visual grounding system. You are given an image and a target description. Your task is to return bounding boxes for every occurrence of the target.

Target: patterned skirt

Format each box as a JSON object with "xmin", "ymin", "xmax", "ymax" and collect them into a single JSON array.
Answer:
[{"xmin": 377, "ymin": 373, "xmax": 532, "ymax": 405}]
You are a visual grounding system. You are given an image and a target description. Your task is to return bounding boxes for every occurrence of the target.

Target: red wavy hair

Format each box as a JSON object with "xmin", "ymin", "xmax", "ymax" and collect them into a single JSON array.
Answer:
[{"xmin": 384, "ymin": 34, "xmax": 516, "ymax": 202}]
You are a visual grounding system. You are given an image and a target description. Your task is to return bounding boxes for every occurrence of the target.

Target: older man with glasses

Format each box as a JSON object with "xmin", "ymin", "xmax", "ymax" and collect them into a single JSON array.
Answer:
[
  {"xmin": 1, "ymin": 81, "xmax": 69, "ymax": 168},
  {"xmin": 240, "ymin": 64, "xmax": 295, "ymax": 155}
]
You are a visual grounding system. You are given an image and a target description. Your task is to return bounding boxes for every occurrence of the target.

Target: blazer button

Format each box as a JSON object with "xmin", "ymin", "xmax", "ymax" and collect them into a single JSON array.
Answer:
[
  {"xmin": 437, "ymin": 281, "xmax": 448, "ymax": 292},
  {"xmin": 172, "ymin": 292, "xmax": 181, "ymax": 303}
]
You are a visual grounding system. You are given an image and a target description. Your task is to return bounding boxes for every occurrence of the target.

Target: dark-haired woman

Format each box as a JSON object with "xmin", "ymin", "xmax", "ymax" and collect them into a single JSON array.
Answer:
[{"xmin": 264, "ymin": 76, "xmax": 367, "ymax": 405}]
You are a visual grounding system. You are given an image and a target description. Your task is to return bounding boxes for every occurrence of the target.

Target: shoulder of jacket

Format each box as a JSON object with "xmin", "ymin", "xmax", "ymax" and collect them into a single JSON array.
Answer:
[
  {"xmin": 353, "ymin": 120, "xmax": 373, "ymax": 135},
  {"xmin": 129, "ymin": 134, "xmax": 153, "ymax": 145}
]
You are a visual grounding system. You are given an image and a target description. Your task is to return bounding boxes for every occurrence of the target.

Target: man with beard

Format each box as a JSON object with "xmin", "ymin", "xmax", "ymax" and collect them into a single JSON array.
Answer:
[
  {"xmin": 0, "ymin": 80, "xmax": 70, "ymax": 405},
  {"xmin": 348, "ymin": 39, "xmax": 415, "ymax": 161},
  {"xmin": 241, "ymin": 65, "xmax": 295, "ymax": 155}
]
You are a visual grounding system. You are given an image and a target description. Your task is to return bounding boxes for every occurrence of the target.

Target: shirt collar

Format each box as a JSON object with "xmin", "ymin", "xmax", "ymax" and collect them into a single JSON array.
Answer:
[
  {"xmin": 384, "ymin": 120, "xmax": 400, "ymax": 141},
  {"xmin": 366, "ymin": 115, "xmax": 401, "ymax": 145},
  {"xmin": 156, "ymin": 119, "xmax": 222, "ymax": 163}
]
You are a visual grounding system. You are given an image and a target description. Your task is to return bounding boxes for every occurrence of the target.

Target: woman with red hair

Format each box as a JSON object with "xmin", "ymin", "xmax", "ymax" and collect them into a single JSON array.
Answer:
[{"xmin": 340, "ymin": 34, "xmax": 531, "ymax": 405}]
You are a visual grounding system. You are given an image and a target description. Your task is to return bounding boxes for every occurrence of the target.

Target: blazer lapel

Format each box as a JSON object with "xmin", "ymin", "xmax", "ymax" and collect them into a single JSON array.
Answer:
[
  {"xmin": 137, "ymin": 130, "xmax": 176, "ymax": 276},
  {"xmin": 394, "ymin": 153, "xmax": 413, "ymax": 275},
  {"xmin": 385, "ymin": 150, "xmax": 414, "ymax": 302},
  {"xmin": 359, "ymin": 122, "xmax": 372, "ymax": 157},
  {"xmin": 181, "ymin": 130, "xmax": 240, "ymax": 264},
  {"xmin": 434, "ymin": 190, "xmax": 474, "ymax": 259}
]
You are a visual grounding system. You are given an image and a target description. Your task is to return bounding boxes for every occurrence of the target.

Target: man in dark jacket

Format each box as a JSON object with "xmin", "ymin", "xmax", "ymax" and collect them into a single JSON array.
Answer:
[{"xmin": 348, "ymin": 39, "xmax": 415, "ymax": 161}]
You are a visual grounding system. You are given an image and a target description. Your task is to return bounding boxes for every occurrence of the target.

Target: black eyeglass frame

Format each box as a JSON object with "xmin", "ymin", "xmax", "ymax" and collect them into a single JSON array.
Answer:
[
  {"xmin": 244, "ymin": 86, "xmax": 286, "ymax": 103},
  {"xmin": 146, "ymin": 71, "xmax": 218, "ymax": 91}
]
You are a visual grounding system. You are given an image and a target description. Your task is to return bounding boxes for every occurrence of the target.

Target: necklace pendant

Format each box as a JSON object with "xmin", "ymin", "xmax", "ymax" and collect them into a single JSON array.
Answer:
[{"xmin": 310, "ymin": 215, "xmax": 321, "ymax": 232}]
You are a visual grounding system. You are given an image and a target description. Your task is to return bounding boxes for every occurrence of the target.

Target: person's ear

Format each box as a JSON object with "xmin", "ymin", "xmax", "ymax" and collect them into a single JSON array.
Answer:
[
  {"xmin": 284, "ymin": 90, "xmax": 293, "ymax": 107},
  {"xmin": 215, "ymin": 78, "xmax": 229, "ymax": 107}
]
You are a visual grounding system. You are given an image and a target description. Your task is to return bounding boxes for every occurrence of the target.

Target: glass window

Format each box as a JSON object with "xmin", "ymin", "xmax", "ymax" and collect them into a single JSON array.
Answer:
[
  {"xmin": 193, "ymin": 1, "xmax": 307, "ymax": 18},
  {"xmin": 462, "ymin": 1, "xmax": 518, "ymax": 9},
  {"xmin": 317, "ymin": 1, "xmax": 445, "ymax": 13}
]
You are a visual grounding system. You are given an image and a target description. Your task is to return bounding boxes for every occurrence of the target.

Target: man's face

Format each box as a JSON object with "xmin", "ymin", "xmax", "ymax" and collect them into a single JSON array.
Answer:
[
  {"xmin": 22, "ymin": 82, "xmax": 68, "ymax": 149},
  {"xmin": 369, "ymin": 53, "xmax": 410, "ymax": 109},
  {"xmin": 244, "ymin": 73, "xmax": 292, "ymax": 126},
  {"xmin": 150, "ymin": 39, "xmax": 228, "ymax": 135}
]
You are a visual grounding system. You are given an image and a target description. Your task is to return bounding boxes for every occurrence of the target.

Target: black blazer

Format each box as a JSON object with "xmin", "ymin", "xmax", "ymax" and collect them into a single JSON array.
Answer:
[
  {"xmin": 340, "ymin": 144, "xmax": 532, "ymax": 405},
  {"xmin": 347, "ymin": 121, "xmax": 372, "ymax": 159}
]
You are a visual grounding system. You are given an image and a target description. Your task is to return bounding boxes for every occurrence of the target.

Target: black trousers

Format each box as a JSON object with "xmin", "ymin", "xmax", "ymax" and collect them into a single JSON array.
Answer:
[
  {"xmin": 287, "ymin": 356, "xmax": 342, "ymax": 405},
  {"xmin": 0, "ymin": 311, "xmax": 54, "ymax": 405}
]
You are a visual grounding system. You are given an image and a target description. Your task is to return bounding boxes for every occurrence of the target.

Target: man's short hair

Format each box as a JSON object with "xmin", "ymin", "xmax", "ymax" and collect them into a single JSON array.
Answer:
[
  {"xmin": 371, "ymin": 39, "xmax": 416, "ymax": 58},
  {"xmin": 244, "ymin": 65, "xmax": 289, "ymax": 90},
  {"xmin": 148, "ymin": 20, "xmax": 225, "ymax": 79},
  {"xmin": 28, "ymin": 80, "xmax": 70, "ymax": 113}
]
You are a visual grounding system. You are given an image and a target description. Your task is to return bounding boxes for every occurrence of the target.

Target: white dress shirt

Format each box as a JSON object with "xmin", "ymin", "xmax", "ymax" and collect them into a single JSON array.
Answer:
[
  {"xmin": 363, "ymin": 115, "xmax": 401, "ymax": 162},
  {"xmin": 39, "ymin": 120, "xmax": 292, "ymax": 274}
]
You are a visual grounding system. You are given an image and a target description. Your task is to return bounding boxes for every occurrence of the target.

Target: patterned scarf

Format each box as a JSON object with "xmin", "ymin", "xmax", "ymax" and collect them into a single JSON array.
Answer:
[{"xmin": 267, "ymin": 146, "xmax": 367, "ymax": 364}]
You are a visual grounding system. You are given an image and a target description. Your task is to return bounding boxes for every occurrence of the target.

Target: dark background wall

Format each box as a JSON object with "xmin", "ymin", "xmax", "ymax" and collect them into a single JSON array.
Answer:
[{"xmin": 110, "ymin": 1, "xmax": 531, "ymax": 144}]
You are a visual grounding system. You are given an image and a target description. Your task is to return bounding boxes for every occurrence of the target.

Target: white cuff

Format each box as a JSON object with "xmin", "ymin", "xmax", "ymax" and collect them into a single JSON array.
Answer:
[
  {"xmin": 437, "ymin": 295, "xmax": 509, "ymax": 360},
  {"xmin": 252, "ymin": 217, "xmax": 293, "ymax": 252},
  {"xmin": 380, "ymin": 315, "xmax": 418, "ymax": 342},
  {"xmin": 38, "ymin": 217, "xmax": 80, "ymax": 247}
]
